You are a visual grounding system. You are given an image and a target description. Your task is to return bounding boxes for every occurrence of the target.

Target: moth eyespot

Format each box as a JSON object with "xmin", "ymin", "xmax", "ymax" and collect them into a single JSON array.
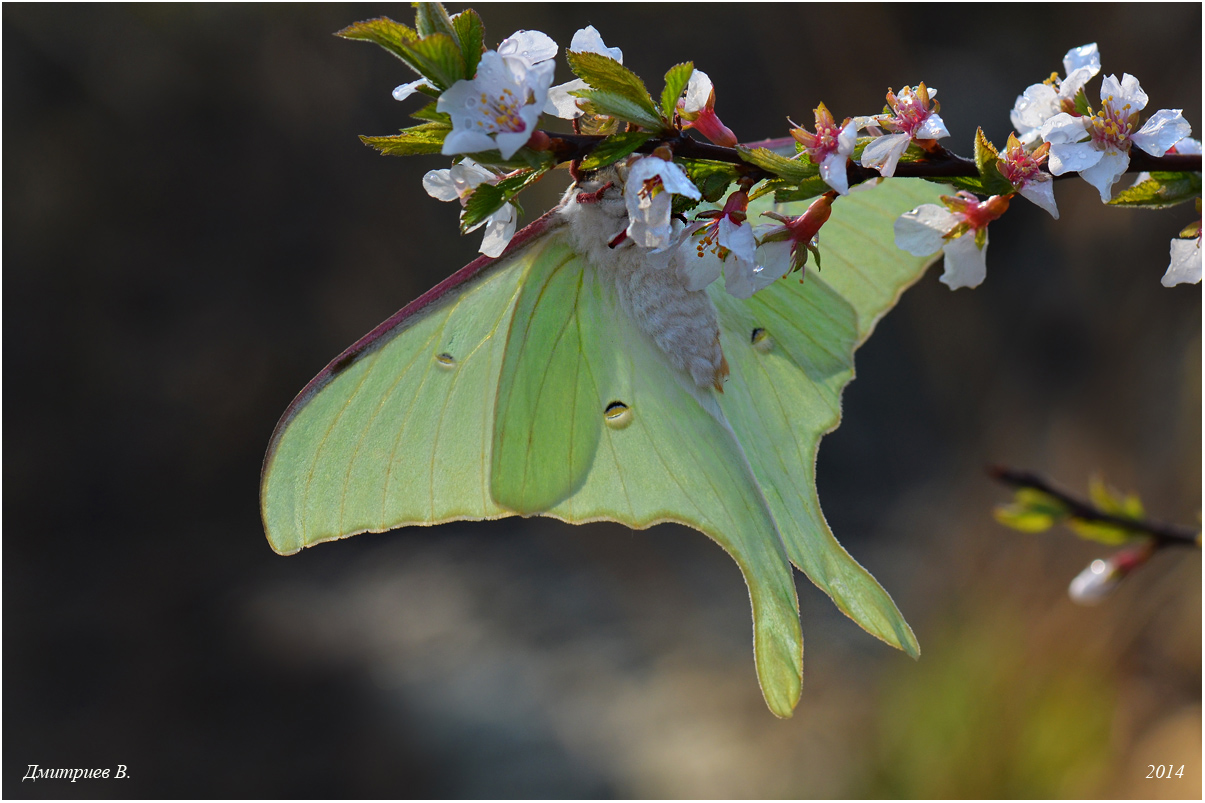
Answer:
[
  {"xmin": 603, "ymin": 401, "xmax": 632, "ymax": 429},
  {"xmin": 435, "ymin": 352, "xmax": 457, "ymax": 370},
  {"xmin": 751, "ymin": 328, "xmax": 773, "ymax": 354}
]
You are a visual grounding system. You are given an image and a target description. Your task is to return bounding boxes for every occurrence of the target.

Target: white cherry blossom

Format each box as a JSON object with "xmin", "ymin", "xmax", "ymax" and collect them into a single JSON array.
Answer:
[
  {"xmin": 422, "ymin": 159, "xmax": 517, "ymax": 257},
  {"xmin": 1010, "ymin": 43, "xmax": 1101, "ymax": 146},
  {"xmin": 860, "ymin": 85, "xmax": 949, "ymax": 177},
  {"xmin": 673, "ymin": 192, "xmax": 764, "ymax": 297},
  {"xmin": 792, "ymin": 104, "xmax": 857, "ymax": 194},
  {"xmin": 1040, "ymin": 73, "xmax": 1192, "ymax": 202},
  {"xmin": 894, "ymin": 193, "xmax": 1010, "ymax": 290},
  {"xmin": 438, "ymin": 51, "xmax": 555, "ymax": 159},
  {"xmin": 622, "ymin": 155, "xmax": 701, "ymax": 249}
]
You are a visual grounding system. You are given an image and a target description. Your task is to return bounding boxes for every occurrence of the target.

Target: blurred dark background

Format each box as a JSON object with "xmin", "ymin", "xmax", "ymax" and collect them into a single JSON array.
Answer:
[{"xmin": 5, "ymin": 3, "xmax": 1200, "ymax": 798}]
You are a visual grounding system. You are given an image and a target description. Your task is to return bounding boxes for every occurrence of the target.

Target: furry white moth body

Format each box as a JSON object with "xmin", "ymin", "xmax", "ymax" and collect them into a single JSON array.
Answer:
[{"xmin": 560, "ymin": 169, "xmax": 729, "ymax": 392}]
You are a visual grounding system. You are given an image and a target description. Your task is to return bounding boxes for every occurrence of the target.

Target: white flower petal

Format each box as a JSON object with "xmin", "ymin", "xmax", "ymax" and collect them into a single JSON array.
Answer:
[
  {"xmin": 819, "ymin": 151, "xmax": 849, "ymax": 195},
  {"xmin": 1101, "ymin": 73, "xmax": 1148, "ymax": 112},
  {"xmin": 718, "ymin": 217, "xmax": 757, "ymax": 263},
  {"xmin": 1048, "ymin": 140, "xmax": 1102, "ymax": 175},
  {"xmin": 1017, "ymin": 174, "xmax": 1060, "ymax": 219},
  {"xmin": 1062, "ymin": 43, "xmax": 1101, "ymax": 78},
  {"xmin": 393, "ymin": 79, "xmax": 430, "ymax": 102},
  {"xmin": 1039, "ymin": 113, "xmax": 1089, "ymax": 145},
  {"xmin": 939, "ymin": 232, "xmax": 988, "ymax": 290},
  {"xmin": 894, "ymin": 204, "xmax": 957, "ymax": 256},
  {"xmin": 569, "ymin": 25, "xmax": 622, "ymax": 62},
  {"xmin": 656, "ymin": 161, "xmax": 702, "ymax": 199},
  {"xmin": 1012, "ymin": 83, "xmax": 1061, "ymax": 145},
  {"xmin": 1162, "ymin": 238, "xmax": 1202, "ymax": 287},
  {"xmin": 422, "ymin": 168, "xmax": 460, "ymax": 202},
  {"xmin": 1058, "ymin": 65, "xmax": 1096, "ymax": 103},
  {"xmin": 859, "ymin": 133, "xmax": 911, "ymax": 177},
  {"xmin": 754, "ymin": 239, "xmax": 793, "ymax": 281},
  {"xmin": 722, "ymin": 255, "xmax": 777, "ymax": 299},
  {"xmin": 441, "ymin": 128, "xmax": 499, "ymax": 157},
  {"xmin": 1131, "ymin": 109, "xmax": 1192, "ymax": 157},
  {"xmin": 478, "ymin": 204, "xmax": 518, "ymax": 257},
  {"xmin": 1079, "ymin": 148, "xmax": 1130, "ymax": 201},
  {"xmin": 545, "ymin": 79, "xmax": 589, "ymax": 118},
  {"xmin": 681, "ymin": 70, "xmax": 713, "ymax": 114},
  {"xmin": 1172, "ymin": 137, "xmax": 1202, "ymax": 155},
  {"xmin": 676, "ymin": 243, "xmax": 724, "ymax": 291},
  {"xmin": 497, "ymin": 30, "xmax": 558, "ymax": 68},
  {"xmin": 915, "ymin": 113, "xmax": 950, "ymax": 140}
]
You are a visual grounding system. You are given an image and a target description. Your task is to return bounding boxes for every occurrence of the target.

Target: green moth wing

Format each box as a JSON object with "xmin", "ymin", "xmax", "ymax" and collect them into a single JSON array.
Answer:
[{"xmin": 260, "ymin": 179, "xmax": 945, "ymax": 717}]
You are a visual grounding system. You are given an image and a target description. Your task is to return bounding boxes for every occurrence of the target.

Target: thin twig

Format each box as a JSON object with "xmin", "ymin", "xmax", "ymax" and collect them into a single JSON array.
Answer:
[{"xmin": 987, "ymin": 465, "xmax": 1201, "ymax": 547}]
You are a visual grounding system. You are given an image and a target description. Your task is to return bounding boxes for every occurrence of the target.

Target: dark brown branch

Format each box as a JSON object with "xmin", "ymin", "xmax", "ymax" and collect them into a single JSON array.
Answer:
[
  {"xmin": 987, "ymin": 466, "xmax": 1201, "ymax": 547},
  {"xmin": 544, "ymin": 130, "xmax": 1202, "ymax": 186}
]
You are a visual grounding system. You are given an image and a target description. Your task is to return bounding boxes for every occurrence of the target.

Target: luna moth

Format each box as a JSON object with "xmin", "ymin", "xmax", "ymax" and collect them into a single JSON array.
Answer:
[{"xmin": 260, "ymin": 167, "xmax": 943, "ymax": 717}]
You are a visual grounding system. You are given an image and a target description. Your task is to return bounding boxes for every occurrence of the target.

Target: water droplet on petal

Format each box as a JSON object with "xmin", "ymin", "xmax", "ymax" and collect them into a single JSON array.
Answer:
[
  {"xmin": 751, "ymin": 327, "xmax": 773, "ymax": 353},
  {"xmin": 603, "ymin": 401, "xmax": 632, "ymax": 429},
  {"xmin": 435, "ymin": 352, "xmax": 457, "ymax": 370}
]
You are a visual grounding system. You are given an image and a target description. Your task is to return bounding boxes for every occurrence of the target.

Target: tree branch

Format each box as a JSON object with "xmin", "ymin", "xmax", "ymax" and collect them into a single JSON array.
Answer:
[
  {"xmin": 544, "ymin": 130, "xmax": 1203, "ymax": 187},
  {"xmin": 987, "ymin": 465, "xmax": 1201, "ymax": 547}
]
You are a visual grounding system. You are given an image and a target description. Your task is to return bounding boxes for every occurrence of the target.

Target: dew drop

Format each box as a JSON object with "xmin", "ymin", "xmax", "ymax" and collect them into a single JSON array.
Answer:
[
  {"xmin": 751, "ymin": 327, "xmax": 773, "ymax": 353},
  {"xmin": 603, "ymin": 401, "xmax": 632, "ymax": 430},
  {"xmin": 435, "ymin": 352, "xmax": 457, "ymax": 370}
]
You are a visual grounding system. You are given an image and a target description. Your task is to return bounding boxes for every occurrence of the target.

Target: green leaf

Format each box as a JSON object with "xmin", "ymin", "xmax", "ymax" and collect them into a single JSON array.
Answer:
[
  {"xmin": 410, "ymin": 101, "xmax": 452, "ymax": 126},
  {"xmin": 566, "ymin": 50, "xmax": 664, "ymax": 128},
  {"xmin": 994, "ymin": 505, "xmax": 1056, "ymax": 532},
  {"xmin": 461, "ymin": 183, "xmax": 506, "ymax": 233},
  {"xmin": 940, "ymin": 175, "xmax": 988, "ymax": 195},
  {"xmin": 683, "ymin": 159, "xmax": 741, "ymax": 203},
  {"xmin": 1108, "ymin": 171, "xmax": 1202, "ymax": 209},
  {"xmin": 336, "ymin": 17, "xmax": 464, "ymax": 90},
  {"xmin": 1066, "ymin": 518, "xmax": 1137, "ymax": 546},
  {"xmin": 660, "ymin": 61, "xmax": 694, "ymax": 121},
  {"xmin": 451, "ymin": 9, "xmax": 485, "ymax": 77},
  {"xmin": 774, "ymin": 177, "xmax": 834, "ymax": 204},
  {"xmin": 461, "ymin": 168, "xmax": 550, "ymax": 232},
  {"xmin": 359, "ymin": 123, "xmax": 450, "ymax": 156},
  {"xmin": 574, "ymin": 89, "xmax": 665, "ymax": 131},
  {"xmin": 736, "ymin": 146, "xmax": 818, "ymax": 183},
  {"xmin": 579, "ymin": 132, "xmax": 654, "ymax": 171},
  {"xmin": 1073, "ymin": 89, "xmax": 1093, "ymax": 117},
  {"xmin": 414, "ymin": 2, "xmax": 457, "ymax": 42},
  {"xmin": 404, "ymin": 33, "xmax": 467, "ymax": 91}
]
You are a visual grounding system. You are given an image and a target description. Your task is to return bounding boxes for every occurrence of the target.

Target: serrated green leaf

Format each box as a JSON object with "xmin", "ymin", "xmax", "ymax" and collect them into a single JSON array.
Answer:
[
  {"xmin": 661, "ymin": 62, "xmax": 694, "ymax": 121},
  {"xmin": 684, "ymin": 159, "xmax": 741, "ymax": 203},
  {"xmin": 460, "ymin": 167, "xmax": 550, "ymax": 233},
  {"xmin": 415, "ymin": 2, "xmax": 458, "ymax": 42},
  {"xmin": 461, "ymin": 183, "xmax": 506, "ymax": 232},
  {"xmin": 994, "ymin": 505, "xmax": 1056, "ymax": 533},
  {"xmin": 359, "ymin": 123, "xmax": 450, "ymax": 156},
  {"xmin": 1066, "ymin": 518, "xmax": 1136, "ymax": 546},
  {"xmin": 749, "ymin": 178, "xmax": 791, "ymax": 202},
  {"xmin": 1181, "ymin": 221, "xmax": 1202, "ymax": 238},
  {"xmin": 737, "ymin": 146, "xmax": 818, "ymax": 183},
  {"xmin": 671, "ymin": 193, "xmax": 702, "ymax": 216},
  {"xmin": 411, "ymin": 101, "xmax": 452, "ymax": 125},
  {"xmin": 940, "ymin": 175, "xmax": 988, "ymax": 194},
  {"xmin": 579, "ymin": 132, "xmax": 654, "ymax": 171},
  {"xmin": 336, "ymin": 17, "xmax": 465, "ymax": 90},
  {"xmin": 567, "ymin": 51, "xmax": 664, "ymax": 128},
  {"xmin": 406, "ymin": 33, "xmax": 467, "ymax": 90},
  {"xmin": 451, "ymin": 9, "xmax": 485, "ymax": 77},
  {"xmin": 574, "ymin": 89, "xmax": 665, "ymax": 131},
  {"xmin": 974, "ymin": 127, "xmax": 1000, "ymax": 171},
  {"xmin": 1109, "ymin": 171, "xmax": 1202, "ymax": 209}
]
